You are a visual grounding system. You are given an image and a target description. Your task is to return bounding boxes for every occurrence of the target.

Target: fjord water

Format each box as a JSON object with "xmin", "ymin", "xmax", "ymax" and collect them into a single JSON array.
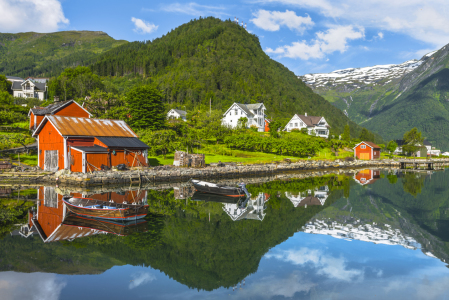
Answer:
[{"xmin": 1, "ymin": 170, "xmax": 449, "ymax": 299}]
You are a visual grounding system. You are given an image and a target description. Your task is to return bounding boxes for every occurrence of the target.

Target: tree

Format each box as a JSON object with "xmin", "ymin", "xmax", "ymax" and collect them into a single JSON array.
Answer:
[
  {"xmin": 269, "ymin": 120, "xmax": 282, "ymax": 138},
  {"xmin": 84, "ymin": 89, "xmax": 128, "ymax": 120},
  {"xmin": 341, "ymin": 124, "xmax": 350, "ymax": 142},
  {"xmin": 237, "ymin": 117, "xmax": 248, "ymax": 129},
  {"xmin": 127, "ymin": 85, "xmax": 165, "ymax": 130},
  {"xmin": 0, "ymin": 75, "xmax": 12, "ymax": 94},
  {"xmin": 386, "ymin": 140, "xmax": 398, "ymax": 157},
  {"xmin": 402, "ymin": 128, "xmax": 424, "ymax": 158},
  {"xmin": 359, "ymin": 128, "xmax": 374, "ymax": 142},
  {"xmin": 387, "ymin": 174, "xmax": 398, "ymax": 184}
]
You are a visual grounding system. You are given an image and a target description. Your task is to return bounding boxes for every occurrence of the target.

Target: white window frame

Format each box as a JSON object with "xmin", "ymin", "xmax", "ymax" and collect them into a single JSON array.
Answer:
[{"xmin": 361, "ymin": 145, "xmax": 366, "ymax": 149}]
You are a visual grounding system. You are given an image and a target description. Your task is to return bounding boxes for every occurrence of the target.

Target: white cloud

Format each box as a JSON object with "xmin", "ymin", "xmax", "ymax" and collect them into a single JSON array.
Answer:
[
  {"xmin": 0, "ymin": 272, "xmax": 66, "ymax": 300},
  {"xmin": 160, "ymin": 2, "xmax": 228, "ymax": 17},
  {"xmin": 131, "ymin": 17, "xmax": 158, "ymax": 34},
  {"xmin": 254, "ymin": 0, "xmax": 449, "ymax": 48},
  {"xmin": 266, "ymin": 25, "xmax": 364, "ymax": 60},
  {"xmin": 0, "ymin": 0, "xmax": 68, "ymax": 33},
  {"xmin": 378, "ymin": 32, "xmax": 384, "ymax": 39},
  {"xmin": 266, "ymin": 248, "xmax": 363, "ymax": 282},
  {"xmin": 251, "ymin": 9, "xmax": 314, "ymax": 33},
  {"xmin": 129, "ymin": 272, "xmax": 156, "ymax": 289}
]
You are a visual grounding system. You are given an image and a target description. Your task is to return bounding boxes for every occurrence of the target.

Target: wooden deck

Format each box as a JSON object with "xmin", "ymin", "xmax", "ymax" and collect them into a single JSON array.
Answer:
[{"xmin": 399, "ymin": 160, "xmax": 447, "ymax": 170}]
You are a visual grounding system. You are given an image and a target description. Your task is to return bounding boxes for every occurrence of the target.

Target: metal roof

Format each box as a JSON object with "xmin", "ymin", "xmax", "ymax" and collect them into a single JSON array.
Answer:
[
  {"xmin": 6, "ymin": 76, "xmax": 24, "ymax": 81},
  {"xmin": 71, "ymin": 145, "xmax": 109, "ymax": 153},
  {"xmin": 31, "ymin": 100, "xmax": 73, "ymax": 115},
  {"xmin": 296, "ymin": 115, "xmax": 324, "ymax": 127},
  {"xmin": 11, "ymin": 81, "xmax": 22, "ymax": 90},
  {"xmin": 96, "ymin": 137, "xmax": 149, "ymax": 149},
  {"xmin": 172, "ymin": 109, "xmax": 187, "ymax": 117},
  {"xmin": 45, "ymin": 116, "xmax": 137, "ymax": 137}
]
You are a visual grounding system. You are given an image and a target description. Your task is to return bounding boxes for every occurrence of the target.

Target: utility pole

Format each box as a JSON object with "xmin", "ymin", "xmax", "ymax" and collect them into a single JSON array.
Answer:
[{"xmin": 210, "ymin": 98, "xmax": 211, "ymax": 114}]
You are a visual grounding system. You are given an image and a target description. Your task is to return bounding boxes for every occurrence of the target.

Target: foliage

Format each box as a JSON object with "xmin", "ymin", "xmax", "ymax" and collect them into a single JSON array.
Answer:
[
  {"xmin": 403, "ymin": 127, "xmax": 424, "ymax": 157},
  {"xmin": 342, "ymin": 124, "xmax": 350, "ymax": 142},
  {"xmin": 359, "ymin": 127, "xmax": 375, "ymax": 142},
  {"xmin": 402, "ymin": 172, "xmax": 425, "ymax": 197},
  {"xmin": 0, "ymin": 110, "xmax": 27, "ymax": 125},
  {"xmin": 48, "ymin": 66, "xmax": 103, "ymax": 100},
  {"xmin": 386, "ymin": 140, "xmax": 398, "ymax": 157},
  {"xmin": 0, "ymin": 31, "xmax": 127, "ymax": 78},
  {"xmin": 140, "ymin": 129, "xmax": 179, "ymax": 159},
  {"xmin": 237, "ymin": 117, "xmax": 248, "ymax": 129},
  {"xmin": 83, "ymin": 89, "xmax": 128, "ymax": 120},
  {"xmin": 126, "ymin": 85, "xmax": 165, "ymax": 130},
  {"xmin": 268, "ymin": 120, "xmax": 282, "ymax": 138},
  {"xmin": 0, "ymin": 75, "xmax": 11, "ymax": 93},
  {"xmin": 224, "ymin": 131, "xmax": 328, "ymax": 156},
  {"xmin": 387, "ymin": 174, "xmax": 398, "ymax": 184}
]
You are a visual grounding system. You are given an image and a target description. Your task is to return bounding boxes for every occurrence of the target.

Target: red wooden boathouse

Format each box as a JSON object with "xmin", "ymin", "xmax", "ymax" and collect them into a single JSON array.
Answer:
[
  {"xmin": 33, "ymin": 115, "xmax": 149, "ymax": 172},
  {"xmin": 353, "ymin": 141, "xmax": 381, "ymax": 160},
  {"xmin": 28, "ymin": 99, "xmax": 91, "ymax": 131}
]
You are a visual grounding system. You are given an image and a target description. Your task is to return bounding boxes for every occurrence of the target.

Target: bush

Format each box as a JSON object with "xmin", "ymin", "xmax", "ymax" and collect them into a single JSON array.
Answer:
[{"xmin": 0, "ymin": 110, "xmax": 27, "ymax": 125}]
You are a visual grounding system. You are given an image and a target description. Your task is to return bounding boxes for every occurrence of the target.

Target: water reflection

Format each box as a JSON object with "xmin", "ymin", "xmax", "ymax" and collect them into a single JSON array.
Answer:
[{"xmin": 1, "ymin": 169, "xmax": 449, "ymax": 299}]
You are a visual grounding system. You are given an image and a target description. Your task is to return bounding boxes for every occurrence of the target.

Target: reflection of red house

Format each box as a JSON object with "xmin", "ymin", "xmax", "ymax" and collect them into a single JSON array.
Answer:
[
  {"xmin": 354, "ymin": 169, "xmax": 380, "ymax": 185},
  {"xmin": 33, "ymin": 116, "xmax": 149, "ymax": 172},
  {"xmin": 354, "ymin": 141, "xmax": 381, "ymax": 160},
  {"xmin": 28, "ymin": 100, "xmax": 91, "ymax": 131},
  {"xmin": 27, "ymin": 187, "xmax": 148, "ymax": 243}
]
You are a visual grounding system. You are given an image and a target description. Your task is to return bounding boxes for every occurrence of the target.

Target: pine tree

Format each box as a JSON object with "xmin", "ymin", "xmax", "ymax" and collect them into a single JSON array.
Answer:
[{"xmin": 127, "ymin": 85, "xmax": 165, "ymax": 130}]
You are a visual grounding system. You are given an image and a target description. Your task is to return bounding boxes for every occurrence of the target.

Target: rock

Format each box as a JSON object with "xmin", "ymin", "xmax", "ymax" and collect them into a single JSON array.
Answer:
[{"xmin": 55, "ymin": 169, "xmax": 71, "ymax": 177}]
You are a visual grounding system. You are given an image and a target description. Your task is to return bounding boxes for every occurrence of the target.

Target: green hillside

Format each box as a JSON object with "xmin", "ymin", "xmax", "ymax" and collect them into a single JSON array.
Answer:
[
  {"xmin": 0, "ymin": 31, "xmax": 127, "ymax": 78},
  {"xmin": 88, "ymin": 17, "xmax": 374, "ymax": 137}
]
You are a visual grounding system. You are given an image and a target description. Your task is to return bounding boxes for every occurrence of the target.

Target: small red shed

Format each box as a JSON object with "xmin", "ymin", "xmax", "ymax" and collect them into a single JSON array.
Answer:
[
  {"xmin": 353, "ymin": 141, "xmax": 381, "ymax": 160},
  {"xmin": 264, "ymin": 119, "xmax": 271, "ymax": 132},
  {"xmin": 354, "ymin": 169, "xmax": 381, "ymax": 185},
  {"xmin": 33, "ymin": 115, "xmax": 149, "ymax": 173},
  {"xmin": 28, "ymin": 100, "xmax": 91, "ymax": 131}
]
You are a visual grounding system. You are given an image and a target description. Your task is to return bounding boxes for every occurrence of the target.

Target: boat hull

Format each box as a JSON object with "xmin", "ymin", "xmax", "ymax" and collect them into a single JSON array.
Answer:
[
  {"xmin": 192, "ymin": 181, "xmax": 244, "ymax": 197},
  {"xmin": 63, "ymin": 198, "xmax": 148, "ymax": 221}
]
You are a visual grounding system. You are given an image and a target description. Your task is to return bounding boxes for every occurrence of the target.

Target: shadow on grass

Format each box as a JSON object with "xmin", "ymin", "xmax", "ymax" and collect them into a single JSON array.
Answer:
[{"xmin": 148, "ymin": 158, "xmax": 162, "ymax": 166}]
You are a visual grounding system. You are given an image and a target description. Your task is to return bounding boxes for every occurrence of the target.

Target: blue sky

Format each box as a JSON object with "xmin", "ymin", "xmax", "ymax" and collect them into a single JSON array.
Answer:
[{"xmin": 1, "ymin": 0, "xmax": 449, "ymax": 75}]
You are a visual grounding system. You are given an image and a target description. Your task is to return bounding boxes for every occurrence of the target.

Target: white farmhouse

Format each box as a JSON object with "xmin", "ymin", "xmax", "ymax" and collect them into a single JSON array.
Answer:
[
  {"xmin": 11, "ymin": 79, "xmax": 47, "ymax": 100},
  {"xmin": 222, "ymin": 102, "xmax": 266, "ymax": 132},
  {"xmin": 222, "ymin": 192, "xmax": 270, "ymax": 221},
  {"xmin": 285, "ymin": 186, "xmax": 329, "ymax": 208},
  {"xmin": 167, "ymin": 109, "xmax": 187, "ymax": 121},
  {"xmin": 284, "ymin": 113, "xmax": 330, "ymax": 138}
]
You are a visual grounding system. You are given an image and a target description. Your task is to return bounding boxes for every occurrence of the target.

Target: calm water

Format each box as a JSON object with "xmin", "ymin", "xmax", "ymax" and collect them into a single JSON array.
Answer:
[{"xmin": 1, "ymin": 169, "xmax": 449, "ymax": 299}]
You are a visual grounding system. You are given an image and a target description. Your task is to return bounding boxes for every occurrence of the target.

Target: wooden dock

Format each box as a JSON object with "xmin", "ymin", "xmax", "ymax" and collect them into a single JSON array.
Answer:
[{"xmin": 399, "ymin": 160, "xmax": 446, "ymax": 170}]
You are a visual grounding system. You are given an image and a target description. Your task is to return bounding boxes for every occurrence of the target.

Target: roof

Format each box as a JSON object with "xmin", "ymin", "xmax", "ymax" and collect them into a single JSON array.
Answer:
[
  {"xmin": 223, "ymin": 102, "xmax": 265, "ymax": 117},
  {"xmin": 11, "ymin": 81, "xmax": 22, "ymax": 90},
  {"xmin": 423, "ymin": 139, "xmax": 431, "ymax": 146},
  {"xmin": 296, "ymin": 115, "xmax": 324, "ymax": 127},
  {"xmin": 171, "ymin": 109, "xmax": 187, "ymax": 117},
  {"xmin": 354, "ymin": 141, "xmax": 381, "ymax": 149},
  {"xmin": 71, "ymin": 145, "xmax": 109, "ymax": 153},
  {"xmin": 396, "ymin": 139, "xmax": 431, "ymax": 146},
  {"xmin": 33, "ymin": 116, "xmax": 137, "ymax": 138},
  {"xmin": 96, "ymin": 137, "xmax": 149, "ymax": 149},
  {"xmin": 245, "ymin": 103, "xmax": 264, "ymax": 110},
  {"xmin": 28, "ymin": 81, "xmax": 46, "ymax": 91},
  {"xmin": 6, "ymin": 76, "xmax": 24, "ymax": 81},
  {"xmin": 30, "ymin": 100, "xmax": 91, "ymax": 116}
]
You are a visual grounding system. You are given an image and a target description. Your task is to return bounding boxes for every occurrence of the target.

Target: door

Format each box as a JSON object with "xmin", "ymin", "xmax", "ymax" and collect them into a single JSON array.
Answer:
[
  {"xmin": 359, "ymin": 153, "xmax": 370, "ymax": 160},
  {"xmin": 44, "ymin": 186, "xmax": 58, "ymax": 208},
  {"xmin": 44, "ymin": 150, "xmax": 59, "ymax": 171}
]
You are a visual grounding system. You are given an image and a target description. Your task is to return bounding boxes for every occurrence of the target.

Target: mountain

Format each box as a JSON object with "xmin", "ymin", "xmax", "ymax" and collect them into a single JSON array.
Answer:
[
  {"xmin": 0, "ymin": 31, "xmax": 127, "ymax": 78},
  {"xmin": 87, "ymin": 17, "xmax": 379, "ymax": 138},
  {"xmin": 300, "ymin": 47, "xmax": 449, "ymax": 149}
]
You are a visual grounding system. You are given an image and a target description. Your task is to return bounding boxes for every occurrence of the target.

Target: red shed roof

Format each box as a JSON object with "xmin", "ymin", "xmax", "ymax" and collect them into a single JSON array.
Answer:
[
  {"xmin": 33, "ymin": 116, "xmax": 137, "ymax": 138},
  {"xmin": 353, "ymin": 141, "xmax": 381, "ymax": 149}
]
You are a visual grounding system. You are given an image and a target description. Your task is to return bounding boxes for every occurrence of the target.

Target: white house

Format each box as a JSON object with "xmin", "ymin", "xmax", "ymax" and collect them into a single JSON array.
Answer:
[
  {"xmin": 285, "ymin": 186, "xmax": 329, "ymax": 208},
  {"xmin": 167, "ymin": 109, "xmax": 187, "ymax": 121},
  {"xmin": 394, "ymin": 139, "xmax": 440, "ymax": 156},
  {"xmin": 222, "ymin": 192, "xmax": 270, "ymax": 221},
  {"xmin": 11, "ymin": 79, "xmax": 47, "ymax": 100},
  {"xmin": 222, "ymin": 102, "xmax": 266, "ymax": 132},
  {"xmin": 283, "ymin": 113, "xmax": 330, "ymax": 138}
]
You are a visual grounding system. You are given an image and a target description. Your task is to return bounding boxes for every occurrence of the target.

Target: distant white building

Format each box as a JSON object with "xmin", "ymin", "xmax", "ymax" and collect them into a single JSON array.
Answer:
[
  {"xmin": 394, "ymin": 139, "xmax": 440, "ymax": 156},
  {"xmin": 283, "ymin": 113, "xmax": 330, "ymax": 138},
  {"xmin": 222, "ymin": 102, "xmax": 266, "ymax": 132},
  {"xmin": 11, "ymin": 79, "xmax": 47, "ymax": 100},
  {"xmin": 167, "ymin": 109, "xmax": 187, "ymax": 121}
]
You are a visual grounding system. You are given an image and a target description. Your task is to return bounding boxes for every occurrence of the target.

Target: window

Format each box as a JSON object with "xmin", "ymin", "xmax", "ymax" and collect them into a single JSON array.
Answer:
[
  {"xmin": 290, "ymin": 123, "xmax": 293, "ymax": 127},
  {"xmin": 301, "ymin": 122, "xmax": 304, "ymax": 126},
  {"xmin": 374, "ymin": 151, "xmax": 377, "ymax": 155},
  {"xmin": 295, "ymin": 123, "xmax": 298, "ymax": 127},
  {"xmin": 361, "ymin": 145, "xmax": 366, "ymax": 149},
  {"xmin": 235, "ymin": 109, "xmax": 238, "ymax": 115}
]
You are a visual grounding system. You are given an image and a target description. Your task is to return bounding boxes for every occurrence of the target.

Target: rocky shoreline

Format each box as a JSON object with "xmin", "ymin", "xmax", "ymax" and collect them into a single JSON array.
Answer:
[{"xmin": 1, "ymin": 158, "xmax": 448, "ymax": 187}]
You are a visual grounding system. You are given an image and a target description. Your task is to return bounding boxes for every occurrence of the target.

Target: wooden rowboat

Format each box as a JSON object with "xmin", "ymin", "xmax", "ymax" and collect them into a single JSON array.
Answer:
[
  {"xmin": 62, "ymin": 196, "xmax": 148, "ymax": 221},
  {"xmin": 191, "ymin": 179, "xmax": 251, "ymax": 198}
]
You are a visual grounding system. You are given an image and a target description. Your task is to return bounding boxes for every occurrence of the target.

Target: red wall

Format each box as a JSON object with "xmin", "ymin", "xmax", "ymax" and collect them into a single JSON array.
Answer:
[
  {"xmin": 264, "ymin": 120, "xmax": 270, "ymax": 132},
  {"xmin": 68, "ymin": 137, "xmax": 94, "ymax": 147},
  {"xmin": 355, "ymin": 143, "xmax": 373, "ymax": 160},
  {"xmin": 36, "ymin": 187, "xmax": 64, "ymax": 238},
  {"xmin": 86, "ymin": 153, "xmax": 109, "ymax": 171},
  {"xmin": 70, "ymin": 148, "xmax": 83, "ymax": 173},
  {"xmin": 29, "ymin": 112, "xmax": 35, "ymax": 129},
  {"xmin": 54, "ymin": 102, "xmax": 90, "ymax": 118},
  {"xmin": 38, "ymin": 121, "xmax": 65, "ymax": 170}
]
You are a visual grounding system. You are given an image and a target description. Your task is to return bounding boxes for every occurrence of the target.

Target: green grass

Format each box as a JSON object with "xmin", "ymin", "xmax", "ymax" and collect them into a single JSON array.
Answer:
[{"xmin": 7, "ymin": 153, "xmax": 37, "ymax": 166}]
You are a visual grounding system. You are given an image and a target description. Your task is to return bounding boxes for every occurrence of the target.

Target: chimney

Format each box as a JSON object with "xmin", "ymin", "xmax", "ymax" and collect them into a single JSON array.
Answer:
[
  {"xmin": 54, "ymin": 96, "xmax": 60, "ymax": 102},
  {"xmin": 305, "ymin": 112, "xmax": 307, "ymax": 116}
]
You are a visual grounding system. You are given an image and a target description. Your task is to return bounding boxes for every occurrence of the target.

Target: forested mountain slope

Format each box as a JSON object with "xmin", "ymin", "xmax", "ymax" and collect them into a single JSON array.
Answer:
[
  {"xmin": 301, "ymin": 44, "xmax": 449, "ymax": 150},
  {"xmin": 0, "ymin": 31, "xmax": 127, "ymax": 78},
  {"xmin": 88, "ymin": 17, "xmax": 373, "ymax": 137}
]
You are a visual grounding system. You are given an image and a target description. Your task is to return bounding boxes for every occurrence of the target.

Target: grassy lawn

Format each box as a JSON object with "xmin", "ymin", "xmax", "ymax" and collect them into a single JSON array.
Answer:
[
  {"xmin": 148, "ymin": 146, "xmax": 355, "ymax": 166},
  {"xmin": 6, "ymin": 153, "xmax": 38, "ymax": 166}
]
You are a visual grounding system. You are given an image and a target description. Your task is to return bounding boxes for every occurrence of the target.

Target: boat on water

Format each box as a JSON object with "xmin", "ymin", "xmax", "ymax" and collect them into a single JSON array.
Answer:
[
  {"xmin": 191, "ymin": 179, "xmax": 251, "ymax": 198},
  {"xmin": 191, "ymin": 191, "xmax": 246, "ymax": 203},
  {"xmin": 62, "ymin": 196, "xmax": 148, "ymax": 221}
]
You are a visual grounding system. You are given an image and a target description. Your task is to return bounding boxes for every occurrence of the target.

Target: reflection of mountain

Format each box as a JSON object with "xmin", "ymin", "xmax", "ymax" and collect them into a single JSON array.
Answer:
[
  {"xmin": 285, "ymin": 186, "xmax": 329, "ymax": 207},
  {"xmin": 302, "ymin": 170, "xmax": 449, "ymax": 265}
]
